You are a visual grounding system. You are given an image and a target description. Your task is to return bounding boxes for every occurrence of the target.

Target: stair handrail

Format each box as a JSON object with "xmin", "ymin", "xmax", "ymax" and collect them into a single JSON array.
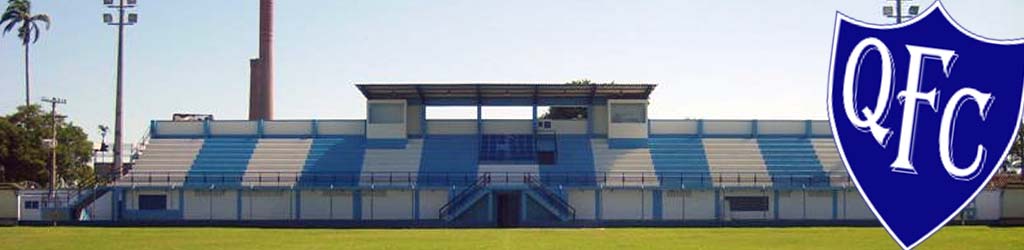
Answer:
[
  {"xmin": 438, "ymin": 173, "xmax": 492, "ymax": 219},
  {"xmin": 525, "ymin": 174, "xmax": 575, "ymax": 220}
]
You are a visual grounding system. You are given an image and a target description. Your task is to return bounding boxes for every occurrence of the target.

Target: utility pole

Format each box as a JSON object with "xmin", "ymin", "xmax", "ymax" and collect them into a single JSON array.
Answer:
[
  {"xmin": 103, "ymin": 0, "xmax": 138, "ymax": 176},
  {"xmin": 40, "ymin": 97, "xmax": 66, "ymax": 203}
]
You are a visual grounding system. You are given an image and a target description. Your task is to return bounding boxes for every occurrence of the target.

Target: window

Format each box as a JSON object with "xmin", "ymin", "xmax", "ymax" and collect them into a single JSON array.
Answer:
[
  {"xmin": 368, "ymin": 103, "xmax": 404, "ymax": 124},
  {"xmin": 23, "ymin": 201, "xmax": 39, "ymax": 210},
  {"xmin": 610, "ymin": 103, "xmax": 646, "ymax": 123},
  {"xmin": 727, "ymin": 196, "xmax": 769, "ymax": 212},
  {"xmin": 138, "ymin": 195, "xmax": 168, "ymax": 210}
]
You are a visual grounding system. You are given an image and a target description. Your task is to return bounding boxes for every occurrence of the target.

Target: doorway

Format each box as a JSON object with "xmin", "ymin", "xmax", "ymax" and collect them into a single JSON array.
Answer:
[{"xmin": 495, "ymin": 191, "xmax": 521, "ymax": 227}]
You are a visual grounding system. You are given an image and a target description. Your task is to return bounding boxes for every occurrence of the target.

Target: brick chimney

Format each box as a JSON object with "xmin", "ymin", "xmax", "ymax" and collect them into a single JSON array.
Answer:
[{"xmin": 249, "ymin": 0, "xmax": 274, "ymax": 120}]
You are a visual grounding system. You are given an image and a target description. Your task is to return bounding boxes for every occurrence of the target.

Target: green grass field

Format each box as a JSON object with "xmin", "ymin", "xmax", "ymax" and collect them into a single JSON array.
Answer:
[{"xmin": 0, "ymin": 226, "xmax": 1021, "ymax": 250}]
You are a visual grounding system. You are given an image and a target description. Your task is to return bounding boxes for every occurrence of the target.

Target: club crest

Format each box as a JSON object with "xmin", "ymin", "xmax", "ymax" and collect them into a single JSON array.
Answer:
[{"xmin": 827, "ymin": 2, "xmax": 1024, "ymax": 249}]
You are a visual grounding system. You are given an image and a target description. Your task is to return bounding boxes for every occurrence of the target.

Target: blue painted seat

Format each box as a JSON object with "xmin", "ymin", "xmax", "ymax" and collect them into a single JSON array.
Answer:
[
  {"xmin": 479, "ymin": 134, "xmax": 536, "ymax": 164},
  {"xmin": 539, "ymin": 135, "xmax": 596, "ymax": 187},
  {"xmin": 184, "ymin": 138, "xmax": 258, "ymax": 187},
  {"xmin": 298, "ymin": 137, "xmax": 366, "ymax": 187},
  {"xmin": 758, "ymin": 138, "xmax": 829, "ymax": 188},
  {"xmin": 419, "ymin": 135, "xmax": 479, "ymax": 187},
  {"xmin": 649, "ymin": 136, "xmax": 713, "ymax": 188}
]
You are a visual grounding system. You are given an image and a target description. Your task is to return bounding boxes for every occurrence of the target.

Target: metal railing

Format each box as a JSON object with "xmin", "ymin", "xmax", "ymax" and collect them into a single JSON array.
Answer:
[
  {"xmin": 439, "ymin": 173, "xmax": 492, "ymax": 220},
  {"xmin": 525, "ymin": 175, "xmax": 575, "ymax": 220},
  {"xmin": 115, "ymin": 170, "xmax": 850, "ymax": 188}
]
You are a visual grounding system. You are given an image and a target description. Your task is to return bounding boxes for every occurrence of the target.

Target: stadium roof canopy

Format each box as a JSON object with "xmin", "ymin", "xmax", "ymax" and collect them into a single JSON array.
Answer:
[{"xmin": 355, "ymin": 83, "xmax": 656, "ymax": 106}]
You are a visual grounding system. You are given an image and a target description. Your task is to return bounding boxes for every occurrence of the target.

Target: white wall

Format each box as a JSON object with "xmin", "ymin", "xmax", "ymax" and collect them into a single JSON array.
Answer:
[
  {"xmin": 264, "ymin": 121, "xmax": 313, "ymax": 136},
  {"xmin": 777, "ymin": 190, "xmax": 833, "ymax": 220},
  {"xmin": 407, "ymin": 105, "xmax": 423, "ymax": 137},
  {"xmin": 367, "ymin": 100, "xmax": 407, "ymax": 139},
  {"xmin": 427, "ymin": 120, "xmax": 477, "ymax": 135},
  {"xmin": 568, "ymin": 190, "xmax": 596, "ymax": 220},
  {"xmin": 241, "ymin": 190, "xmax": 293, "ymax": 220},
  {"xmin": 183, "ymin": 190, "xmax": 237, "ymax": 220},
  {"xmin": 209, "ymin": 121, "xmax": 258, "ymax": 136},
  {"xmin": 811, "ymin": 121, "xmax": 832, "ymax": 136},
  {"xmin": 482, "ymin": 120, "xmax": 532, "ymax": 134},
  {"xmin": 550, "ymin": 120, "xmax": 587, "ymax": 135},
  {"xmin": 363, "ymin": 190, "xmax": 414, "ymax": 220},
  {"xmin": 318, "ymin": 120, "xmax": 365, "ymax": 136},
  {"xmin": 758, "ymin": 120, "xmax": 806, "ymax": 136},
  {"xmin": 973, "ymin": 190, "xmax": 1001, "ymax": 220},
  {"xmin": 600, "ymin": 189, "xmax": 653, "ymax": 220},
  {"xmin": 592, "ymin": 105, "xmax": 608, "ymax": 136},
  {"xmin": 839, "ymin": 189, "xmax": 874, "ymax": 220},
  {"xmin": 84, "ymin": 191, "xmax": 113, "ymax": 220},
  {"xmin": 607, "ymin": 100, "xmax": 648, "ymax": 139},
  {"xmin": 703, "ymin": 120, "xmax": 753, "ymax": 136},
  {"xmin": 662, "ymin": 190, "xmax": 716, "ymax": 220},
  {"xmin": 155, "ymin": 121, "xmax": 204, "ymax": 136},
  {"xmin": 418, "ymin": 189, "xmax": 448, "ymax": 220},
  {"xmin": 1003, "ymin": 189, "xmax": 1024, "ymax": 218},
  {"xmin": 300, "ymin": 190, "xmax": 354, "ymax": 220},
  {"xmin": 650, "ymin": 120, "xmax": 699, "ymax": 135}
]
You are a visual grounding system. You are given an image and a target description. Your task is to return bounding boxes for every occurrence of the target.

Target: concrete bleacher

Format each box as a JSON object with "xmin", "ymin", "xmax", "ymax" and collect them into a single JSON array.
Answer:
[
  {"xmin": 591, "ymin": 138, "xmax": 659, "ymax": 187},
  {"xmin": 122, "ymin": 138, "xmax": 205, "ymax": 186},
  {"xmin": 757, "ymin": 138, "xmax": 829, "ymax": 188},
  {"xmin": 184, "ymin": 138, "xmax": 258, "ymax": 187},
  {"xmin": 649, "ymin": 136, "xmax": 712, "ymax": 188},
  {"xmin": 539, "ymin": 135, "xmax": 595, "ymax": 186},
  {"xmin": 702, "ymin": 138, "xmax": 771, "ymax": 187},
  {"xmin": 418, "ymin": 135, "xmax": 480, "ymax": 187},
  {"xmin": 810, "ymin": 138, "xmax": 847, "ymax": 185},
  {"xmin": 241, "ymin": 139, "xmax": 312, "ymax": 187},
  {"xmin": 360, "ymin": 139, "xmax": 423, "ymax": 186},
  {"xmin": 298, "ymin": 137, "xmax": 365, "ymax": 187}
]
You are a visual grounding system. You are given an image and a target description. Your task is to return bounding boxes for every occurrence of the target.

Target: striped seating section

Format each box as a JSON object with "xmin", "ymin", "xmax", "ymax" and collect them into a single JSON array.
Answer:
[
  {"xmin": 591, "ymin": 139, "xmax": 658, "ymax": 187},
  {"xmin": 649, "ymin": 136, "xmax": 712, "ymax": 188},
  {"xmin": 298, "ymin": 137, "xmax": 366, "ymax": 187},
  {"xmin": 185, "ymin": 138, "xmax": 258, "ymax": 187},
  {"xmin": 127, "ymin": 133, "xmax": 845, "ymax": 188},
  {"xmin": 702, "ymin": 139, "xmax": 772, "ymax": 187},
  {"xmin": 757, "ymin": 138, "xmax": 829, "ymax": 188},
  {"xmin": 122, "ymin": 138, "xmax": 204, "ymax": 186}
]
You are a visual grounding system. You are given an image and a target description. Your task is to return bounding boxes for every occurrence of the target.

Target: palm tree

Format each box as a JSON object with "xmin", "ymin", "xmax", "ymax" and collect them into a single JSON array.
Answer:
[{"xmin": 1, "ymin": 0, "xmax": 50, "ymax": 107}]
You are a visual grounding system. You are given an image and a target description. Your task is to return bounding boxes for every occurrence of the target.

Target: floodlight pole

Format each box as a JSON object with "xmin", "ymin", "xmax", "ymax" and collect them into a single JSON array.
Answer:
[
  {"xmin": 105, "ymin": 0, "xmax": 137, "ymax": 177},
  {"xmin": 896, "ymin": 0, "xmax": 902, "ymax": 24}
]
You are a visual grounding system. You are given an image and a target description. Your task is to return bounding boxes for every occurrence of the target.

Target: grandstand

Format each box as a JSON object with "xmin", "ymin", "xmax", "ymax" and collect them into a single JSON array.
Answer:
[{"xmin": 15, "ymin": 83, "xmax": 1007, "ymax": 226}]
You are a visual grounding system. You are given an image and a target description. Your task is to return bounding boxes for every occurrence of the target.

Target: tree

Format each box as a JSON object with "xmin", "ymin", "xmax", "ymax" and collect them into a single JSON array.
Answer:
[
  {"xmin": 1003, "ymin": 122, "xmax": 1024, "ymax": 174},
  {"xmin": 1, "ymin": 0, "xmax": 51, "ymax": 107},
  {"xmin": 0, "ymin": 105, "xmax": 95, "ymax": 188},
  {"xmin": 539, "ymin": 79, "xmax": 610, "ymax": 120}
]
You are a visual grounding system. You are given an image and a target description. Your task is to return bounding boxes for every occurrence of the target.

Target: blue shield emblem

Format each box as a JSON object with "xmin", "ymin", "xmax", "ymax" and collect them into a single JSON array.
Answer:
[{"xmin": 828, "ymin": 2, "xmax": 1024, "ymax": 249}]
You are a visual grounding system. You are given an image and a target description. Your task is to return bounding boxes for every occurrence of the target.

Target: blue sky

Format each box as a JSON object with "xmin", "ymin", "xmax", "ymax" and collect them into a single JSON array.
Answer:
[{"xmin": 0, "ymin": 0, "xmax": 1022, "ymax": 145}]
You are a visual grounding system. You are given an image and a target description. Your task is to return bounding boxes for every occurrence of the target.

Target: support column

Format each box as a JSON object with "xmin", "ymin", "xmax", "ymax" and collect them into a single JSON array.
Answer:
[
  {"xmin": 532, "ymin": 104, "xmax": 538, "ymax": 138},
  {"xmin": 236, "ymin": 189, "xmax": 243, "ymax": 221},
  {"xmin": 294, "ymin": 189, "xmax": 301, "ymax": 220},
  {"xmin": 413, "ymin": 189, "xmax": 421, "ymax": 221},
  {"xmin": 595, "ymin": 190, "xmax": 602, "ymax": 222},
  {"xmin": 420, "ymin": 105, "xmax": 428, "ymax": 138},
  {"xmin": 652, "ymin": 190, "xmax": 663, "ymax": 220},
  {"xmin": 773, "ymin": 190, "xmax": 780, "ymax": 220},
  {"xmin": 353, "ymin": 190, "xmax": 362, "ymax": 221}
]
